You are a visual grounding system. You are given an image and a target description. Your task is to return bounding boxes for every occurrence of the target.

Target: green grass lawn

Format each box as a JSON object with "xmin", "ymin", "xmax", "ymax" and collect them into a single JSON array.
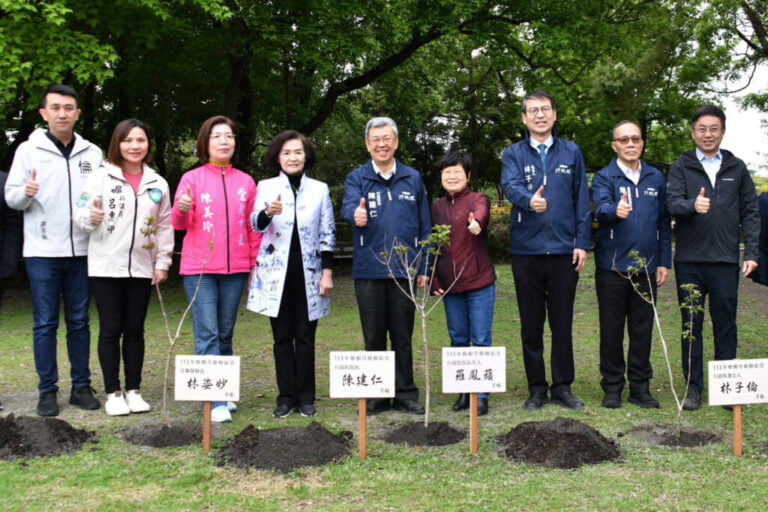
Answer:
[{"xmin": 1, "ymin": 263, "xmax": 767, "ymax": 511}]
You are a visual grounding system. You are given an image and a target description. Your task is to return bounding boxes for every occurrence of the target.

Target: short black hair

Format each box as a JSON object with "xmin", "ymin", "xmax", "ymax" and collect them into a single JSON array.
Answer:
[
  {"xmin": 522, "ymin": 90, "xmax": 557, "ymax": 113},
  {"xmin": 437, "ymin": 151, "xmax": 473, "ymax": 177},
  {"xmin": 264, "ymin": 130, "xmax": 317, "ymax": 172},
  {"xmin": 692, "ymin": 105, "xmax": 726, "ymax": 130},
  {"xmin": 41, "ymin": 84, "xmax": 79, "ymax": 108}
]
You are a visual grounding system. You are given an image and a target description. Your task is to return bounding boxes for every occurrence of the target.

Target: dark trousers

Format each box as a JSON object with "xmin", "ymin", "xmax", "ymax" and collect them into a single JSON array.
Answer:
[
  {"xmin": 675, "ymin": 261, "xmax": 740, "ymax": 393},
  {"xmin": 511, "ymin": 255, "xmax": 579, "ymax": 395},
  {"xmin": 91, "ymin": 277, "xmax": 152, "ymax": 394},
  {"xmin": 595, "ymin": 268, "xmax": 656, "ymax": 394},
  {"xmin": 271, "ymin": 264, "xmax": 318, "ymax": 407},
  {"xmin": 354, "ymin": 279, "xmax": 418, "ymax": 402}
]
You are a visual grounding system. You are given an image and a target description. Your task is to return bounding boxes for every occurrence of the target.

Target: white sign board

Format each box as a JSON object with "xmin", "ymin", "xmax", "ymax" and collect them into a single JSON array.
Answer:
[
  {"xmin": 442, "ymin": 347, "xmax": 506, "ymax": 394},
  {"xmin": 174, "ymin": 355, "xmax": 240, "ymax": 401},
  {"xmin": 329, "ymin": 351, "xmax": 395, "ymax": 399},
  {"xmin": 708, "ymin": 359, "xmax": 768, "ymax": 406}
]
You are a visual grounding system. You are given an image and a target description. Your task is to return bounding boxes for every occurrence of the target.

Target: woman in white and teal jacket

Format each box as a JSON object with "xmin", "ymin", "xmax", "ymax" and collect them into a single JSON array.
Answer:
[
  {"xmin": 246, "ymin": 130, "xmax": 335, "ymax": 419},
  {"xmin": 74, "ymin": 119, "xmax": 173, "ymax": 417}
]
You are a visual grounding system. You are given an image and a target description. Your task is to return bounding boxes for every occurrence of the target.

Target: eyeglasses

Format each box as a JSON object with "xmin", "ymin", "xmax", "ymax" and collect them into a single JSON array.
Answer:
[
  {"xmin": 613, "ymin": 136, "xmax": 643, "ymax": 145},
  {"xmin": 695, "ymin": 127, "xmax": 722, "ymax": 135},
  {"xmin": 525, "ymin": 106, "xmax": 553, "ymax": 115},
  {"xmin": 369, "ymin": 135, "xmax": 394, "ymax": 145}
]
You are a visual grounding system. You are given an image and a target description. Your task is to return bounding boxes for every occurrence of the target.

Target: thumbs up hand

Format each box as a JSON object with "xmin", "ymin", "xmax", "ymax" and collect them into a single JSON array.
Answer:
[
  {"xmin": 90, "ymin": 198, "xmax": 105, "ymax": 226},
  {"xmin": 25, "ymin": 168, "xmax": 39, "ymax": 197},
  {"xmin": 694, "ymin": 187, "xmax": 710, "ymax": 214},
  {"xmin": 354, "ymin": 197, "xmax": 368, "ymax": 227},
  {"xmin": 529, "ymin": 185, "xmax": 547, "ymax": 213},
  {"xmin": 178, "ymin": 184, "xmax": 193, "ymax": 213},
  {"xmin": 616, "ymin": 190, "xmax": 632, "ymax": 219},
  {"xmin": 267, "ymin": 193, "xmax": 283, "ymax": 217},
  {"xmin": 467, "ymin": 211, "xmax": 481, "ymax": 235}
]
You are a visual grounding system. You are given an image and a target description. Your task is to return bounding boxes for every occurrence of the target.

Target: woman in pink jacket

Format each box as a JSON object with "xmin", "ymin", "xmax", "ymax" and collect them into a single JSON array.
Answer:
[{"xmin": 172, "ymin": 115, "xmax": 261, "ymax": 423}]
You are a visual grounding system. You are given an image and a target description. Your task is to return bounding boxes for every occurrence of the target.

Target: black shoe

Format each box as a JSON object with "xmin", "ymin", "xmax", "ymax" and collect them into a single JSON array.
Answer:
[
  {"xmin": 299, "ymin": 403, "xmax": 317, "ymax": 418},
  {"xmin": 524, "ymin": 392, "xmax": 548, "ymax": 410},
  {"xmin": 37, "ymin": 391, "xmax": 59, "ymax": 416},
  {"xmin": 69, "ymin": 386, "xmax": 100, "ymax": 410},
  {"xmin": 0, "ymin": 399, "xmax": 3, "ymax": 411},
  {"xmin": 551, "ymin": 390, "xmax": 585, "ymax": 410},
  {"xmin": 682, "ymin": 388, "xmax": 701, "ymax": 411},
  {"xmin": 393, "ymin": 399, "xmax": 425, "ymax": 415},
  {"xmin": 477, "ymin": 398, "xmax": 489, "ymax": 416},
  {"xmin": 628, "ymin": 391, "xmax": 660, "ymax": 409},
  {"xmin": 366, "ymin": 398, "xmax": 391, "ymax": 415},
  {"xmin": 601, "ymin": 392, "xmax": 622, "ymax": 409},
  {"xmin": 273, "ymin": 403, "xmax": 295, "ymax": 418},
  {"xmin": 452, "ymin": 393, "xmax": 469, "ymax": 411}
]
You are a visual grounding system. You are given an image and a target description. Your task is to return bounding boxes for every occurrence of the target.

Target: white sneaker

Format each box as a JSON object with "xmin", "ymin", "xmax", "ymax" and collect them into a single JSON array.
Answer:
[
  {"xmin": 211, "ymin": 404, "xmax": 232, "ymax": 423},
  {"xmin": 125, "ymin": 389, "xmax": 150, "ymax": 413},
  {"xmin": 227, "ymin": 401, "xmax": 237, "ymax": 412},
  {"xmin": 105, "ymin": 391, "xmax": 130, "ymax": 416}
]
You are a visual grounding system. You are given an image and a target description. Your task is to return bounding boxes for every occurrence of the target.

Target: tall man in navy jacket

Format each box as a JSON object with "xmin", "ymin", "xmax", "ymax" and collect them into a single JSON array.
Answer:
[
  {"xmin": 666, "ymin": 105, "xmax": 759, "ymax": 411},
  {"xmin": 341, "ymin": 117, "xmax": 432, "ymax": 415},
  {"xmin": 592, "ymin": 121, "xmax": 671, "ymax": 409},
  {"xmin": 501, "ymin": 91, "xmax": 591, "ymax": 410}
]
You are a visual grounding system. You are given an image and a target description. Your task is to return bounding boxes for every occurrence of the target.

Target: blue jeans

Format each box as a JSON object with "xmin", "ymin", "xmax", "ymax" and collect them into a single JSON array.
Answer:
[
  {"xmin": 26, "ymin": 257, "xmax": 91, "ymax": 394},
  {"xmin": 183, "ymin": 273, "xmax": 248, "ymax": 357},
  {"xmin": 443, "ymin": 283, "xmax": 496, "ymax": 399}
]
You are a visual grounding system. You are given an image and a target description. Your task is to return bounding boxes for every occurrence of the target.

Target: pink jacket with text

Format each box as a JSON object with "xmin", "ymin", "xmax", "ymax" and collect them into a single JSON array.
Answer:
[{"xmin": 172, "ymin": 163, "xmax": 261, "ymax": 275}]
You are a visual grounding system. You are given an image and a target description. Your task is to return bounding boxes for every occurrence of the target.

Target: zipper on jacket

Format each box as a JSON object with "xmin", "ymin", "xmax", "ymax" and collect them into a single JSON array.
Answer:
[
  {"xmin": 221, "ymin": 169, "xmax": 231, "ymax": 273},
  {"xmin": 127, "ymin": 187, "xmax": 139, "ymax": 278},
  {"xmin": 66, "ymin": 159, "xmax": 75, "ymax": 256}
]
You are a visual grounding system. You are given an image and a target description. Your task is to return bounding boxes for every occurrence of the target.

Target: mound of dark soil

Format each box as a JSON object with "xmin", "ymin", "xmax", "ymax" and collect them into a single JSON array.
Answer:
[
  {"xmin": 499, "ymin": 416, "xmax": 620, "ymax": 469},
  {"xmin": 624, "ymin": 424, "xmax": 720, "ymax": 447},
  {"xmin": 0, "ymin": 414, "xmax": 96, "ymax": 460},
  {"xmin": 121, "ymin": 422, "xmax": 202, "ymax": 448},
  {"xmin": 382, "ymin": 421, "xmax": 465, "ymax": 446},
  {"xmin": 217, "ymin": 422, "xmax": 351, "ymax": 473}
]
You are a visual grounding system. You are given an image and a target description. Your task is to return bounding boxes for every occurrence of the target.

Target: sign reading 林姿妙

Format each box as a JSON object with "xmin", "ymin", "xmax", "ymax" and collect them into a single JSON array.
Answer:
[
  {"xmin": 329, "ymin": 351, "xmax": 395, "ymax": 399},
  {"xmin": 708, "ymin": 359, "xmax": 768, "ymax": 406},
  {"xmin": 174, "ymin": 355, "xmax": 240, "ymax": 402},
  {"xmin": 442, "ymin": 347, "xmax": 506, "ymax": 394}
]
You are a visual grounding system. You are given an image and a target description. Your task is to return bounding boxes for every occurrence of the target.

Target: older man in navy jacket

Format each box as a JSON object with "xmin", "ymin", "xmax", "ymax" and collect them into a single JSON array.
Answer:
[
  {"xmin": 592, "ymin": 121, "xmax": 671, "ymax": 410},
  {"xmin": 341, "ymin": 117, "xmax": 432, "ymax": 415},
  {"xmin": 501, "ymin": 91, "xmax": 591, "ymax": 410}
]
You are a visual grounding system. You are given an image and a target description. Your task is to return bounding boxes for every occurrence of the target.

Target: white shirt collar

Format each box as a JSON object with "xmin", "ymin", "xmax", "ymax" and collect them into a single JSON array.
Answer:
[
  {"xmin": 372, "ymin": 160, "xmax": 397, "ymax": 179},
  {"xmin": 529, "ymin": 136, "xmax": 553, "ymax": 152}
]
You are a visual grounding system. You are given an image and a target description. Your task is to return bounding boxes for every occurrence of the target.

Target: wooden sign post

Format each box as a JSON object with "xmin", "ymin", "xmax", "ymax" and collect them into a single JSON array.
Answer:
[
  {"xmin": 329, "ymin": 351, "xmax": 395, "ymax": 460},
  {"xmin": 174, "ymin": 355, "xmax": 241, "ymax": 454},
  {"xmin": 708, "ymin": 358, "xmax": 768, "ymax": 456},
  {"xmin": 442, "ymin": 347, "xmax": 506, "ymax": 454}
]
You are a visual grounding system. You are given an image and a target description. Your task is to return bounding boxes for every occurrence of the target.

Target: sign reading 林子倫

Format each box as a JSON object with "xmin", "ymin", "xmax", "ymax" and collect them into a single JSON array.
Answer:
[{"xmin": 708, "ymin": 359, "xmax": 768, "ymax": 406}]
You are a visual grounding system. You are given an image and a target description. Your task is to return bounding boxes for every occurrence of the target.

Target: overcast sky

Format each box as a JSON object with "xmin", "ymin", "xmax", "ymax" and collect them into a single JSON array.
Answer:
[{"xmin": 721, "ymin": 64, "xmax": 768, "ymax": 174}]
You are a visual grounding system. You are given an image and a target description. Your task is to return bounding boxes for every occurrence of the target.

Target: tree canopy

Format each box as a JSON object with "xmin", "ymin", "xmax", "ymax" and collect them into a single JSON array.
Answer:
[{"xmin": 0, "ymin": 0, "xmax": 759, "ymax": 196}]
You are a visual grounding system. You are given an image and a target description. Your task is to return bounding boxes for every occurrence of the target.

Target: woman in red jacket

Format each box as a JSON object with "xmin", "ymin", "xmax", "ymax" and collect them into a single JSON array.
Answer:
[{"xmin": 431, "ymin": 152, "xmax": 496, "ymax": 415}]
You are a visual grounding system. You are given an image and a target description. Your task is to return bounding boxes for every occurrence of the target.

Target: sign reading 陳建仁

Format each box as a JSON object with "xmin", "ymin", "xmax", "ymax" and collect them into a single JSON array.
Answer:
[
  {"xmin": 708, "ymin": 359, "xmax": 768, "ymax": 406},
  {"xmin": 174, "ymin": 355, "xmax": 240, "ymax": 402},
  {"xmin": 329, "ymin": 351, "xmax": 395, "ymax": 399},
  {"xmin": 442, "ymin": 347, "xmax": 506, "ymax": 394}
]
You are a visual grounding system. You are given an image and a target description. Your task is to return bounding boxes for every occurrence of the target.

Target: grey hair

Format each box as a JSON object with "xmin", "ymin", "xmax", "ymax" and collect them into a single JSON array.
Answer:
[{"xmin": 365, "ymin": 117, "xmax": 398, "ymax": 139}]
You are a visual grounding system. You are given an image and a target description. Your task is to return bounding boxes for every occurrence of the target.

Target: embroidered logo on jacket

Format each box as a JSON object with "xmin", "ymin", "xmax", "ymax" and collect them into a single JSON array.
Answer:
[
  {"xmin": 79, "ymin": 160, "xmax": 93, "ymax": 175},
  {"xmin": 148, "ymin": 188, "xmax": 163, "ymax": 204}
]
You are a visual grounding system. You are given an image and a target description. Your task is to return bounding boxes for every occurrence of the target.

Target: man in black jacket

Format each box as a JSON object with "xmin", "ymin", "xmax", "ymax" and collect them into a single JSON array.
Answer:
[{"xmin": 666, "ymin": 105, "xmax": 760, "ymax": 411}]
